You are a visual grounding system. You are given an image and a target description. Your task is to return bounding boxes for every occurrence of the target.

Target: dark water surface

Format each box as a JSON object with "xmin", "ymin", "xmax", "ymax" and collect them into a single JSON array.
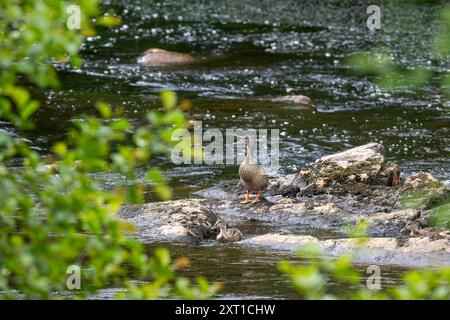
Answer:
[{"xmin": 13, "ymin": 0, "xmax": 450, "ymax": 298}]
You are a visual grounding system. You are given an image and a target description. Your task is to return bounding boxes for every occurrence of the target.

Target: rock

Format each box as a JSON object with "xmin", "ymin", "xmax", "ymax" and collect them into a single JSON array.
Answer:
[
  {"xmin": 241, "ymin": 233, "xmax": 450, "ymax": 267},
  {"xmin": 313, "ymin": 142, "xmax": 385, "ymax": 178},
  {"xmin": 118, "ymin": 199, "xmax": 217, "ymax": 245},
  {"xmin": 398, "ymin": 172, "xmax": 449, "ymax": 210},
  {"xmin": 210, "ymin": 197, "xmax": 419, "ymax": 238},
  {"xmin": 195, "ymin": 174, "xmax": 302, "ymax": 201},
  {"xmin": 115, "ymin": 142, "xmax": 449, "ymax": 268},
  {"xmin": 280, "ymin": 95, "xmax": 314, "ymax": 108},
  {"xmin": 308, "ymin": 143, "xmax": 400, "ymax": 187},
  {"xmin": 194, "ymin": 180, "xmax": 241, "ymax": 200},
  {"xmin": 403, "ymin": 172, "xmax": 442, "ymax": 190},
  {"xmin": 270, "ymin": 173, "xmax": 307, "ymax": 198},
  {"xmin": 137, "ymin": 48, "xmax": 195, "ymax": 67}
]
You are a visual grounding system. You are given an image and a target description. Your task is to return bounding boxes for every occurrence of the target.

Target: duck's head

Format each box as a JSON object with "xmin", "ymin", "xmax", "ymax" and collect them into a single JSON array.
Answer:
[
  {"xmin": 237, "ymin": 136, "xmax": 257, "ymax": 156},
  {"xmin": 211, "ymin": 219, "xmax": 227, "ymax": 231}
]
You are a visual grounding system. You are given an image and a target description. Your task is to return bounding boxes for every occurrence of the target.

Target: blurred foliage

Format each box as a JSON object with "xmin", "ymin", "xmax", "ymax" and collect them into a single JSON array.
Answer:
[
  {"xmin": 350, "ymin": 3, "xmax": 450, "ymax": 229},
  {"xmin": 285, "ymin": 3, "xmax": 450, "ymax": 299},
  {"xmin": 349, "ymin": 49, "xmax": 432, "ymax": 92},
  {"xmin": 279, "ymin": 246, "xmax": 450, "ymax": 300},
  {"xmin": 349, "ymin": 4, "xmax": 450, "ymax": 97},
  {"xmin": 280, "ymin": 215, "xmax": 450, "ymax": 299},
  {"xmin": 344, "ymin": 218, "xmax": 369, "ymax": 243},
  {"xmin": 427, "ymin": 196, "xmax": 450, "ymax": 229},
  {"xmin": 0, "ymin": 0, "xmax": 219, "ymax": 299}
]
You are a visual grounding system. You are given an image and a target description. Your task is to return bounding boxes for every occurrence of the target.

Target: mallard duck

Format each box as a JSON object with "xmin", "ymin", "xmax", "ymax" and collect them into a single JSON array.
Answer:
[
  {"xmin": 212, "ymin": 219, "xmax": 243, "ymax": 243},
  {"xmin": 239, "ymin": 137, "xmax": 269, "ymax": 204}
]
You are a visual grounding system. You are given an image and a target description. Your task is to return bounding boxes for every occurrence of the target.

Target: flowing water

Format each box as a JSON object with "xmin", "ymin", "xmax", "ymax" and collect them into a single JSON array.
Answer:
[{"xmin": 11, "ymin": 0, "xmax": 450, "ymax": 298}]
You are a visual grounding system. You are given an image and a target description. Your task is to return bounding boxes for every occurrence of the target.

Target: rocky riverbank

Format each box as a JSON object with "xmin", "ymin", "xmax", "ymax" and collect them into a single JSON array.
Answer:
[{"xmin": 118, "ymin": 143, "xmax": 449, "ymax": 268}]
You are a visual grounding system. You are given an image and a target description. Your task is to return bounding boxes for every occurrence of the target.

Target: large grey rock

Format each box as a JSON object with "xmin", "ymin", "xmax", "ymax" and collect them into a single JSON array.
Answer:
[
  {"xmin": 315, "ymin": 142, "xmax": 385, "ymax": 172},
  {"xmin": 118, "ymin": 199, "xmax": 217, "ymax": 245},
  {"xmin": 308, "ymin": 142, "xmax": 400, "ymax": 187}
]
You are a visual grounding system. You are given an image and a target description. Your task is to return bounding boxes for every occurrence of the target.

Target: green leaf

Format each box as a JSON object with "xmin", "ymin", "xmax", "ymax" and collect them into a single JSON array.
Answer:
[
  {"xmin": 160, "ymin": 90, "xmax": 177, "ymax": 110},
  {"xmin": 20, "ymin": 100, "xmax": 40, "ymax": 120},
  {"xmin": 97, "ymin": 15, "xmax": 122, "ymax": 27},
  {"xmin": 96, "ymin": 102, "xmax": 112, "ymax": 119}
]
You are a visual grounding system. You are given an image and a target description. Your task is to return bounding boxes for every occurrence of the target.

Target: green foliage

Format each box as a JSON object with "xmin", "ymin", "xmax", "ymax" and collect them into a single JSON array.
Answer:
[
  {"xmin": 278, "ymin": 246, "xmax": 360, "ymax": 300},
  {"xmin": 350, "ymin": 4, "xmax": 450, "ymax": 231},
  {"xmin": 0, "ymin": 0, "xmax": 95, "ymax": 88},
  {"xmin": 344, "ymin": 219, "xmax": 369, "ymax": 240},
  {"xmin": 279, "ymin": 249, "xmax": 450, "ymax": 300},
  {"xmin": 0, "ymin": 0, "xmax": 219, "ymax": 299},
  {"xmin": 0, "ymin": 86, "xmax": 39, "ymax": 129},
  {"xmin": 427, "ymin": 197, "xmax": 450, "ymax": 229},
  {"xmin": 119, "ymin": 248, "xmax": 222, "ymax": 299},
  {"xmin": 0, "ymin": 89, "xmax": 220, "ymax": 299},
  {"xmin": 349, "ymin": 49, "xmax": 432, "ymax": 91},
  {"xmin": 349, "ymin": 4, "xmax": 450, "ymax": 96},
  {"xmin": 280, "ymin": 203, "xmax": 449, "ymax": 300}
]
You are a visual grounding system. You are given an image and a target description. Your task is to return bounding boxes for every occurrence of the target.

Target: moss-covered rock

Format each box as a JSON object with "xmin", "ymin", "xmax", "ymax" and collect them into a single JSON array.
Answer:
[
  {"xmin": 307, "ymin": 143, "xmax": 400, "ymax": 188},
  {"xmin": 398, "ymin": 172, "xmax": 449, "ymax": 211}
]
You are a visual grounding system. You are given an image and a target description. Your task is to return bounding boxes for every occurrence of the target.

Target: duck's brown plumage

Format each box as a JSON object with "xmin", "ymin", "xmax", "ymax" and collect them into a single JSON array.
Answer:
[{"xmin": 239, "ymin": 139, "xmax": 269, "ymax": 192}]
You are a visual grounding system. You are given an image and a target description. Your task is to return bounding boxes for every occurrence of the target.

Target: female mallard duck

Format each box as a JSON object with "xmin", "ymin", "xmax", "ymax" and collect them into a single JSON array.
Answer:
[
  {"xmin": 212, "ymin": 219, "xmax": 243, "ymax": 243},
  {"xmin": 239, "ymin": 137, "xmax": 269, "ymax": 204}
]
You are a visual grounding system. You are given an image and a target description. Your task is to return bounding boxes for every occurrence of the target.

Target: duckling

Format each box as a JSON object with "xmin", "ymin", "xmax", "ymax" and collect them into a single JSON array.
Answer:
[
  {"xmin": 401, "ymin": 220, "xmax": 426, "ymax": 236},
  {"xmin": 212, "ymin": 220, "xmax": 243, "ymax": 243},
  {"xmin": 239, "ymin": 137, "xmax": 269, "ymax": 204}
]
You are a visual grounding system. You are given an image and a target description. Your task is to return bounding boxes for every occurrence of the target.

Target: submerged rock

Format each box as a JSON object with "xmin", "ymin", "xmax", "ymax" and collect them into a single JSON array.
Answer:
[
  {"xmin": 280, "ymin": 95, "xmax": 314, "ymax": 108},
  {"xmin": 137, "ymin": 48, "xmax": 195, "ymax": 67}
]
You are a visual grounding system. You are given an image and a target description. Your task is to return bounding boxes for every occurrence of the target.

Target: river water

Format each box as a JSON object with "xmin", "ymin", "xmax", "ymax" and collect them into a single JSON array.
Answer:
[{"xmin": 15, "ymin": 0, "xmax": 450, "ymax": 298}]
